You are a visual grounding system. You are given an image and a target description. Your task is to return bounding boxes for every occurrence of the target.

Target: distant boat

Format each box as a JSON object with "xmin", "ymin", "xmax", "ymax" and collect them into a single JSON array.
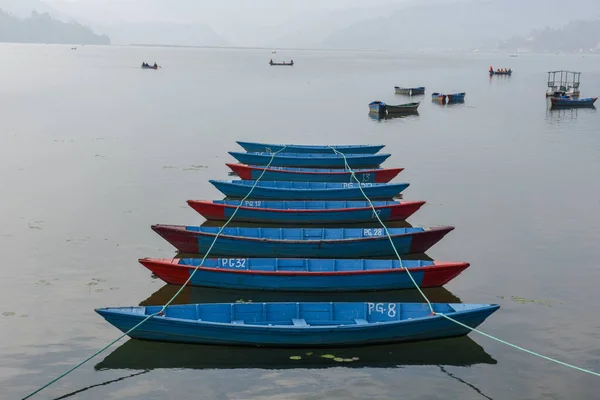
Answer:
[
  {"xmin": 272, "ymin": 49, "xmax": 277, "ymax": 54},
  {"xmin": 385, "ymin": 102, "xmax": 420, "ymax": 114},
  {"xmin": 270, "ymin": 60, "xmax": 294, "ymax": 66},
  {"xmin": 550, "ymin": 96, "xmax": 597, "ymax": 108},
  {"xmin": 368, "ymin": 101, "xmax": 387, "ymax": 114},
  {"xmin": 71, "ymin": 47, "xmax": 77, "ymax": 50},
  {"xmin": 446, "ymin": 92, "xmax": 466, "ymax": 103},
  {"xmin": 489, "ymin": 68, "xmax": 512, "ymax": 76},
  {"xmin": 509, "ymin": 54, "xmax": 518, "ymax": 57},
  {"xmin": 141, "ymin": 63, "xmax": 159, "ymax": 70},
  {"xmin": 236, "ymin": 141, "xmax": 385, "ymax": 154},
  {"xmin": 394, "ymin": 86, "xmax": 426, "ymax": 95},
  {"xmin": 431, "ymin": 93, "xmax": 447, "ymax": 103},
  {"xmin": 96, "ymin": 302, "xmax": 499, "ymax": 347}
]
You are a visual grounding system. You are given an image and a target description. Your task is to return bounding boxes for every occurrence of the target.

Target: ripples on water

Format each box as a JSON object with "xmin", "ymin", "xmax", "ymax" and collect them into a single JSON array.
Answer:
[{"xmin": 0, "ymin": 45, "xmax": 599, "ymax": 399}]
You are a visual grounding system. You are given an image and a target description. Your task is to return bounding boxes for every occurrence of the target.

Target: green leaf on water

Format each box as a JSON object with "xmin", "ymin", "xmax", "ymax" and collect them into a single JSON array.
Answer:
[
  {"xmin": 321, "ymin": 354, "xmax": 335, "ymax": 359},
  {"xmin": 305, "ymin": 352, "xmax": 313, "ymax": 356},
  {"xmin": 289, "ymin": 356, "xmax": 302, "ymax": 360},
  {"xmin": 333, "ymin": 357, "xmax": 344, "ymax": 362}
]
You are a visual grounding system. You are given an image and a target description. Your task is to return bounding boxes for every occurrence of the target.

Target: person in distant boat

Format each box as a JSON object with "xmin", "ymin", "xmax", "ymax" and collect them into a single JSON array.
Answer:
[
  {"xmin": 490, "ymin": 65, "xmax": 493, "ymax": 72},
  {"xmin": 290, "ymin": 59, "xmax": 294, "ymax": 65},
  {"xmin": 153, "ymin": 62, "xmax": 158, "ymax": 68}
]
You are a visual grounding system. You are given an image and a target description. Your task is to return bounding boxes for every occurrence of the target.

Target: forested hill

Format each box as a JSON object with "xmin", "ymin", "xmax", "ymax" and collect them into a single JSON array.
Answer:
[{"xmin": 0, "ymin": 10, "xmax": 110, "ymax": 44}]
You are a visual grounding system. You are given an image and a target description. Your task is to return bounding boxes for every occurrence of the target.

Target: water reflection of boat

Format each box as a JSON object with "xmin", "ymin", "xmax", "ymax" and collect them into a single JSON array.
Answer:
[
  {"xmin": 138, "ymin": 282, "xmax": 458, "ymax": 306},
  {"xmin": 95, "ymin": 335, "xmax": 496, "ymax": 371},
  {"xmin": 369, "ymin": 111, "xmax": 419, "ymax": 121}
]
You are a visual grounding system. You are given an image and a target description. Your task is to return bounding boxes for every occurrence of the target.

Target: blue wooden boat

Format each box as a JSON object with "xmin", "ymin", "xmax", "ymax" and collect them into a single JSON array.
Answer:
[
  {"xmin": 140, "ymin": 258, "xmax": 470, "ymax": 290},
  {"xmin": 550, "ymin": 96, "xmax": 597, "ymax": 108},
  {"xmin": 227, "ymin": 164, "xmax": 402, "ymax": 183},
  {"xmin": 395, "ymin": 86, "xmax": 426, "ymax": 95},
  {"xmin": 151, "ymin": 225, "xmax": 454, "ymax": 257},
  {"xmin": 447, "ymin": 92, "xmax": 466, "ymax": 103},
  {"xmin": 229, "ymin": 152, "xmax": 390, "ymax": 168},
  {"xmin": 188, "ymin": 200, "xmax": 425, "ymax": 224},
  {"xmin": 96, "ymin": 302, "xmax": 499, "ymax": 347},
  {"xmin": 236, "ymin": 141, "xmax": 385, "ymax": 154},
  {"xmin": 368, "ymin": 101, "xmax": 386, "ymax": 114},
  {"xmin": 210, "ymin": 180, "xmax": 409, "ymax": 200}
]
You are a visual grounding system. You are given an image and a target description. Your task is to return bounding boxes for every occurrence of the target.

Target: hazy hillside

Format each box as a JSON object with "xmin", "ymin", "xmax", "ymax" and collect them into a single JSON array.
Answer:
[
  {"xmin": 0, "ymin": 9, "xmax": 110, "ymax": 44},
  {"xmin": 498, "ymin": 19, "xmax": 600, "ymax": 53},
  {"xmin": 319, "ymin": 0, "xmax": 600, "ymax": 51},
  {"xmin": 102, "ymin": 22, "xmax": 230, "ymax": 47}
]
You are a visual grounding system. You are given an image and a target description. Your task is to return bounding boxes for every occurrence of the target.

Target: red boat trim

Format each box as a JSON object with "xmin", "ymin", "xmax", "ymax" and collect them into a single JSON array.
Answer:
[
  {"xmin": 139, "ymin": 258, "xmax": 469, "ymax": 277},
  {"xmin": 226, "ymin": 163, "xmax": 403, "ymax": 177},
  {"xmin": 187, "ymin": 200, "xmax": 426, "ymax": 215}
]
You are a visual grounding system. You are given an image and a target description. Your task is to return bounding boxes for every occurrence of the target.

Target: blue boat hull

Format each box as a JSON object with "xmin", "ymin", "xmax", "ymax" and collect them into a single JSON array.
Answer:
[
  {"xmin": 236, "ymin": 141, "xmax": 385, "ymax": 154},
  {"xmin": 210, "ymin": 180, "xmax": 409, "ymax": 200},
  {"xmin": 229, "ymin": 152, "xmax": 390, "ymax": 168},
  {"xmin": 96, "ymin": 303, "xmax": 499, "ymax": 347},
  {"xmin": 152, "ymin": 225, "xmax": 454, "ymax": 257}
]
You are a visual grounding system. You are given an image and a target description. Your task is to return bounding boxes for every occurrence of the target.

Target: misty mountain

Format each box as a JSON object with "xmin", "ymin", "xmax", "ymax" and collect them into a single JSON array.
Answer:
[
  {"xmin": 498, "ymin": 19, "xmax": 600, "ymax": 53},
  {"xmin": 101, "ymin": 22, "xmax": 230, "ymax": 47},
  {"xmin": 0, "ymin": 9, "xmax": 110, "ymax": 44},
  {"xmin": 0, "ymin": 0, "xmax": 59, "ymax": 18},
  {"xmin": 319, "ymin": 0, "xmax": 600, "ymax": 51}
]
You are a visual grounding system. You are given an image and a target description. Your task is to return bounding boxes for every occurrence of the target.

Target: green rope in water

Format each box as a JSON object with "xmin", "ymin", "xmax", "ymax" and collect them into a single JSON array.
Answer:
[
  {"xmin": 329, "ymin": 145, "xmax": 600, "ymax": 379},
  {"xmin": 22, "ymin": 146, "xmax": 288, "ymax": 400}
]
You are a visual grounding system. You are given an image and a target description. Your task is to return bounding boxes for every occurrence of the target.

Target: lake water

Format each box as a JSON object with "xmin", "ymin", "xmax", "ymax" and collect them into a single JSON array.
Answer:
[{"xmin": 1, "ymin": 44, "xmax": 599, "ymax": 399}]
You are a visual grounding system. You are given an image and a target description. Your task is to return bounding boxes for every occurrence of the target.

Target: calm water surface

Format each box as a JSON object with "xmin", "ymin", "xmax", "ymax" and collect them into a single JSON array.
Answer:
[{"xmin": 0, "ymin": 44, "xmax": 599, "ymax": 399}]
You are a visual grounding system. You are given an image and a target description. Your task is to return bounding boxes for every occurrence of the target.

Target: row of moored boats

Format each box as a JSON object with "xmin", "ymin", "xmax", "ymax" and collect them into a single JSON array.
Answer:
[{"xmin": 96, "ymin": 141, "xmax": 498, "ymax": 347}]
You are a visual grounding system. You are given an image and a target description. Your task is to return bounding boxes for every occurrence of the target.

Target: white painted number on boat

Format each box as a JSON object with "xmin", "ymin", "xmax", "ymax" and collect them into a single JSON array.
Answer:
[
  {"xmin": 362, "ymin": 173, "xmax": 371, "ymax": 182},
  {"xmin": 363, "ymin": 228, "xmax": 383, "ymax": 236},
  {"xmin": 371, "ymin": 209, "xmax": 381, "ymax": 218},
  {"xmin": 368, "ymin": 303, "xmax": 397, "ymax": 318},
  {"xmin": 265, "ymin": 147, "xmax": 272, "ymax": 152},
  {"xmin": 244, "ymin": 201, "xmax": 262, "ymax": 207},
  {"xmin": 221, "ymin": 258, "xmax": 247, "ymax": 268},
  {"xmin": 342, "ymin": 183, "xmax": 374, "ymax": 188}
]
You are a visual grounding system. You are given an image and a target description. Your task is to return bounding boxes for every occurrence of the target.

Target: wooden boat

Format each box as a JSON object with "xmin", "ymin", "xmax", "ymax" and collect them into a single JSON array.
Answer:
[
  {"xmin": 229, "ymin": 152, "xmax": 391, "ymax": 168},
  {"xmin": 368, "ymin": 101, "xmax": 387, "ymax": 114},
  {"xmin": 269, "ymin": 60, "xmax": 294, "ymax": 66},
  {"xmin": 394, "ymin": 86, "xmax": 425, "ymax": 95},
  {"xmin": 550, "ymin": 96, "xmax": 597, "ymax": 108},
  {"xmin": 226, "ymin": 164, "xmax": 402, "ymax": 183},
  {"xmin": 139, "ymin": 258, "xmax": 469, "ymax": 291},
  {"xmin": 141, "ymin": 65, "xmax": 158, "ymax": 70},
  {"xmin": 209, "ymin": 180, "xmax": 409, "ymax": 200},
  {"xmin": 96, "ymin": 301, "xmax": 499, "ymax": 347},
  {"xmin": 188, "ymin": 200, "xmax": 425, "ymax": 224},
  {"xmin": 386, "ymin": 102, "xmax": 420, "ymax": 114},
  {"xmin": 236, "ymin": 141, "xmax": 385, "ymax": 155},
  {"xmin": 489, "ymin": 69, "xmax": 512, "ymax": 76},
  {"xmin": 446, "ymin": 92, "xmax": 466, "ymax": 103},
  {"xmin": 431, "ymin": 93, "xmax": 447, "ymax": 102},
  {"xmin": 151, "ymin": 225, "xmax": 454, "ymax": 257}
]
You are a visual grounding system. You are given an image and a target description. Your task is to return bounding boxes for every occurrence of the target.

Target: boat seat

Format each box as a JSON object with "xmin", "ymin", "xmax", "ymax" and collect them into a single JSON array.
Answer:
[
  {"xmin": 354, "ymin": 318, "xmax": 369, "ymax": 325},
  {"xmin": 292, "ymin": 318, "xmax": 308, "ymax": 326},
  {"xmin": 232, "ymin": 320, "xmax": 245, "ymax": 325}
]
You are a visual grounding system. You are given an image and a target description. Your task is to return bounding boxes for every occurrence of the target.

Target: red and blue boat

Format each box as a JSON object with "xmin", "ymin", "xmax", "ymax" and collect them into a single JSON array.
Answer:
[
  {"xmin": 188, "ymin": 199, "xmax": 425, "ymax": 224},
  {"xmin": 229, "ymin": 152, "xmax": 391, "ymax": 168},
  {"xmin": 139, "ymin": 258, "xmax": 470, "ymax": 291},
  {"xmin": 151, "ymin": 225, "xmax": 454, "ymax": 257},
  {"xmin": 236, "ymin": 141, "xmax": 385, "ymax": 154},
  {"xmin": 210, "ymin": 180, "xmax": 409, "ymax": 200},
  {"xmin": 96, "ymin": 301, "xmax": 499, "ymax": 347},
  {"xmin": 432, "ymin": 93, "xmax": 447, "ymax": 102},
  {"xmin": 227, "ymin": 163, "xmax": 402, "ymax": 183}
]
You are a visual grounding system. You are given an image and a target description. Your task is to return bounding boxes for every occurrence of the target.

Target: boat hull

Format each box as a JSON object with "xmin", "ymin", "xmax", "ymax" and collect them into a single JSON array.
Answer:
[
  {"xmin": 229, "ymin": 152, "xmax": 390, "ymax": 168},
  {"xmin": 188, "ymin": 200, "xmax": 425, "ymax": 224},
  {"xmin": 550, "ymin": 97, "xmax": 597, "ymax": 108},
  {"xmin": 226, "ymin": 164, "xmax": 402, "ymax": 183},
  {"xmin": 236, "ymin": 142, "xmax": 384, "ymax": 154},
  {"xmin": 96, "ymin": 302, "xmax": 499, "ymax": 347},
  {"xmin": 151, "ymin": 225, "xmax": 454, "ymax": 257},
  {"xmin": 139, "ymin": 258, "xmax": 469, "ymax": 290},
  {"xmin": 210, "ymin": 180, "xmax": 409, "ymax": 200}
]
